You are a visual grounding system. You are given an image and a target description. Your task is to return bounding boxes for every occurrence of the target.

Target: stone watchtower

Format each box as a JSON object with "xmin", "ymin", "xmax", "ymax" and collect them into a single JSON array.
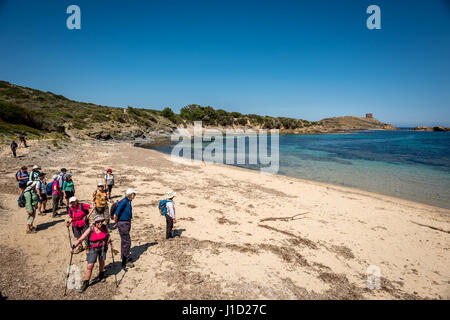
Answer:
[{"xmin": 365, "ymin": 113, "xmax": 373, "ymax": 119}]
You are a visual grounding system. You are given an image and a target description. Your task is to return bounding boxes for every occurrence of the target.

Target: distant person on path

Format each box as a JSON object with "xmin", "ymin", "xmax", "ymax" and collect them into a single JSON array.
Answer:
[
  {"xmin": 62, "ymin": 174, "xmax": 75, "ymax": 211},
  {"xmin": 57, "ymin": 168, "xmax": 67, "ymax": 206},
  {"xmin": 67, "ymin": 197, "xmax": 94, "ymax": 254},
  {"xmin": 104, "ymin": 169, "xmax": 114, "ymax": 200},
  {"xmin": 16, "ymin": 166, "xmax": 29, "ymax": 195},
  {"xmin": 24, "ymin": 181, "xmax": 38, "ymax": 234},
  {"xmin": 19, "ymin": 133, "xmax": 27, "ymax": 148},
  {"xmin": 10, "ymin": 141, "xmax": 18, "ymax": 158},
  {"xmin": 113, "ymin": 188, "xmax": 136, "ymax": 268},
  {"xmin": 28, "ymin": 165, "xmax": 40, "ymax": 182},
  {"xmin": 91, "ymin": 182, "xmax": 110, "ymax": 226},
  {"xmin": 51, "ymin": 174, "xmax": 61, "ymax": 217},
  {"xmin": 165, "ymin": 190, "xmax": 176, "ymax": 239},
  {"xmin": 36, "ymin": 172, "xmax": 48, "ymax": 216},
  {"xmin": 70, "ymin": 215, "xmax": 113, "ymax": 293}
]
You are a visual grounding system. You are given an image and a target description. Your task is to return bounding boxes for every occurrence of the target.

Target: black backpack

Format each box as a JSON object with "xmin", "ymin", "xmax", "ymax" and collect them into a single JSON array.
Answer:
[{"xmin": 110, "ymin": 200, "xmax": 119, "ymax": 219}]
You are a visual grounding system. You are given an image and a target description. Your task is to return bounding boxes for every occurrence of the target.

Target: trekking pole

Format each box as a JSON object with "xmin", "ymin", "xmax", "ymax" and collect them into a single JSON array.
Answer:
[
  {"xmin": 64, "ymin": 225, "xmax": 73, "ymax": 296},
  {"xmin": 110, "ymin": 241, "xmax": 119, "ymax": 288}
]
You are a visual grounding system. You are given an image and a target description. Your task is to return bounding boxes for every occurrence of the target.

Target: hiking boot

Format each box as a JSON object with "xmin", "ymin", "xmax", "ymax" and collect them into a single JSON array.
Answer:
[
  {"xmin": 126, "ymin": 262, "xmax": 135, "ymax": 268},
  {"xmin": 98, "ymin": 271, "xmax": 106, "ymax": 282},
  {"xmin": 77, "ymin": 280, "xmax": 89, "ymax": 293}
]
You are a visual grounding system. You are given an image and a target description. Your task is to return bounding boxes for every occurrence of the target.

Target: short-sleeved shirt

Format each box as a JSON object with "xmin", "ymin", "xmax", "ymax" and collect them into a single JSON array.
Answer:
[
  {"xmin": 63, "ymin": 180, "xmax": 74, "ymax": 192},
  {"xmin": 93, "ymin": 190, "xmax": 108, "ymax": 208},
  {"xmin": 52, "ymin": 181, "xmax": 61, "ymax": 195},
  {"xmin": 17, "ymin": 171, "xmax": 29, "ymax": 188},
  {"xmin": 104, "ymin": 174, "xmax": 114, "ymax": 186},
  {"xmin": 36, "ymin": 179, "xmax": 47, "ymax": 194}
]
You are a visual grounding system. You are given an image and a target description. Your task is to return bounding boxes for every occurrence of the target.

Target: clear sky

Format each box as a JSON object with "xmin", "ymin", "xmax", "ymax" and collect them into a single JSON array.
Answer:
[{"xmin": 0, "ymin": 0, "xmax": 449, "ymax": 127}]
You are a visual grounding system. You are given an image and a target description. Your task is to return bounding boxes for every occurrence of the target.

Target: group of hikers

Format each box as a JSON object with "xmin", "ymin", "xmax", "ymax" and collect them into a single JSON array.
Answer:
[
  {"xmin": 16, "ymin": 164, "xmax": 178, "ymax": 293},
  {"xmin": 10, "ymin": 133, "xmax": 27, "ymax": 158}
]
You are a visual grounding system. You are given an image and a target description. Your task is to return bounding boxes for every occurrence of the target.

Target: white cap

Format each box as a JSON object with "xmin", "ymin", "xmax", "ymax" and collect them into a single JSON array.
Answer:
[
  {"xmin": 69, "ymin": 196, "xmax": 78, "ymax": 203},
  {"xmin": 97, "ymin": 182, "xmax": 104, "ymax": 187},
  {"xmin": 52, "ymin": 174, "xmax": 58, "ymax": 180},
  {"xmin": 125, "ymin": 188, "xmax": 137, "ymax": 196},
  {"xmin": 167, "ymin": 190, "xmax": 176, "ymax": 199}
]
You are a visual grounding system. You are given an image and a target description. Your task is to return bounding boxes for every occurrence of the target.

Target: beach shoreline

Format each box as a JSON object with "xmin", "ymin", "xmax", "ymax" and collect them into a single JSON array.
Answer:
[{"xmin": 0, "ymin": 138, "xmax": 448, "ymax": 300}]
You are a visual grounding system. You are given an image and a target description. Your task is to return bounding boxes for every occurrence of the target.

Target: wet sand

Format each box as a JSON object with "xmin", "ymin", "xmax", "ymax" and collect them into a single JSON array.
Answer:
[{"xmin": 0, "ymin": 139, "xmax": 449, "ymax": 299}]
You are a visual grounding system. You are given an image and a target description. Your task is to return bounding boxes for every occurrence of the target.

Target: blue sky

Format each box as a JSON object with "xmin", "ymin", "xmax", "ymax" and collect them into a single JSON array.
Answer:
[{"xmin": 0, "ymin": 0, "xmax": 449, "ymax": 126}]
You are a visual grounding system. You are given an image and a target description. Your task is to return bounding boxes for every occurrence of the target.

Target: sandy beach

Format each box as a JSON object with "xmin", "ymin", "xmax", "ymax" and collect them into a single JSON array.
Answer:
[{"xmin": 0, "ymin": 138, "xmax": 449, "ymax": 300}]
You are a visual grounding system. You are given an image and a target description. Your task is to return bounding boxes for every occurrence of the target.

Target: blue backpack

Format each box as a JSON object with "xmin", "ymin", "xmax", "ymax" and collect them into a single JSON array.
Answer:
[
  {"xmin": 158, "ymin": 200, "xmax": 172, "ymax": 216},
  {"xmin": 46, "ymin": 182, "xmax": 53, "ymax": 196}
]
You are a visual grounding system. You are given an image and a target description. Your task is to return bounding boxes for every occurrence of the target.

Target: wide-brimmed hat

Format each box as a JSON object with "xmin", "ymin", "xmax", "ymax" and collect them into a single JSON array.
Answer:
[
  {"xmin": 21, "ymin": 166, "xmax": 27, "ymax": 170},
  {"xmin": 61, "ymin": 168, "xmax": 67, "ymax": 172},
  {"xmin": 94, "ymin": 215, "xmax": 105, "ymax": 223},
  {"xmin": 32, "ymin": 165, "xmax": 40, "ymax": 170},
  {"xmin": 38, "ymin": 172, "xmax": 46, "ymax": 178},
  {"xmin": 125, "ymin": 188, "xmax": 137, "ymax": 196},
  {"xmin": 167, "ymin": 190, "xmax": 176, "ymax": 199},
  {"xmin": 69, "ymin": 196, "xmax": 78, "ymax": 203}
]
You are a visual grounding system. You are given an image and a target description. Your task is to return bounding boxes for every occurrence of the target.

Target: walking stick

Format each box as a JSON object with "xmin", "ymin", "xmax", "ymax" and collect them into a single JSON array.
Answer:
[
  {"xmin": 64, "ymin": 225, "xmax": 74, "ymax": 296},
  {"xmin": 110, "ymin": 240, "xmax": 119, "ymax": 288}
]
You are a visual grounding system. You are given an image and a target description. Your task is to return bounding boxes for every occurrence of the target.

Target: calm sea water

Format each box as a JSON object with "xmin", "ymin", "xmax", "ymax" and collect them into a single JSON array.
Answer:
[{"xmin": 151, "ymin": 130, "xmax": 450, "ymax": 209}]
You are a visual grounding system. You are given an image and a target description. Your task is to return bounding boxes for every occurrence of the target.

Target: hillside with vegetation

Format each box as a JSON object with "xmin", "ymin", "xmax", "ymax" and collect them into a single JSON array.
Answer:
[{"xmin": 0, "ymin": 80, "xmax": 395, "ymax": 142}]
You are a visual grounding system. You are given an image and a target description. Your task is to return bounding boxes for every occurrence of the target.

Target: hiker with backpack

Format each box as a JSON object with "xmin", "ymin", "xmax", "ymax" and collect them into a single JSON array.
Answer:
[
  {"xmin": 36, "ymin": 172, "xmax": 48, "ymax": 216},
  {"xmin": 16, "ymin": 166, "xmax": 29, "ymax": 195},
  {"xmin": 70, "ymin": 215, "xmax": 113, "ymax": 293},
  {"xmin": 113, "ymin": 188, "xmax": 136, "ymax": 268},
  {"xmin": 10, "ymin": 141, "xmax": 18, "ymax": 158},
  {"xmin": 29, "ymin": 165, "xmax": 40, "ymax": 182},
  {"xmin": 62, "ymin": 174, "xmax": 75, "ymax": 212},
  {"xmin": 19, "ymin": 133, "xmax": 27, "ymax": 148},
  {"xmin": 51, "ymin": 174, "xmax": 62, "ymax": 217},
  {"xmin": 66, "ymin": 196, "xmax": 94, "ymax": 254},
  {"xmin": 24, "ymin": 181, "xmax": 38, "ymax": 234},
  {"xmin": 159, "ymin": 190, "xmax": 177, "ymax": 239},
  {"xmin": 57, "ymin": 168, "xmax": 67, "ymax": 206},
  {"xmin": 104, "ymin": 169, "xmax": 114, "ymax": 200},
  {"xmin": 91, "ymin": 182, "xmax": 111, "ymax": 226}
]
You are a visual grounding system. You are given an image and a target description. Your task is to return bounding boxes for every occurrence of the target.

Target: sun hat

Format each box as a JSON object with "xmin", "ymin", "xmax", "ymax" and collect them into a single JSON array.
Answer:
[
  {"xmin": 94, "ymin": 215, "xmax": 105, "ymax": 223},
  {"xmin": 125, "ymin": 188, "xmax": 137, "ymax": 196},
  {"xmin": 61, "ymin": 168, "xmax": 67, "ymax": 172},
  {"xmin": 69, "ymin": 196, "xmax": 77, "ymax": 203},
  {"xmin": 167, "ymin": 190, "xmax": 176, "ymax": 199},
  {"xmin": 52, "ymin": 174, "xmax": 58, "ymax": 180},
  {"xmin": 32, "ymin": 165, "xmax": 40, "ymax": 170},
  {"xmin": 21, "ymin": 166, "xmax": 27, "ymax": 170},
  {"xmin": 38, "ymin": 172, "xmax": 46, "ymax": 177}
]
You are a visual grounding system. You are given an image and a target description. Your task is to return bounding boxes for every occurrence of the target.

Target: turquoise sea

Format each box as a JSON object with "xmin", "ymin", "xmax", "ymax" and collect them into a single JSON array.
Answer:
[{"xmin": 151, "ymin": 130, "xmax": 450, "ymax": 209}]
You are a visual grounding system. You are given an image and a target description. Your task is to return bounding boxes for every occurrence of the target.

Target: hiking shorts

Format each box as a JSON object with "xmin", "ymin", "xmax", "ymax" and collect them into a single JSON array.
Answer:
[
  {"xmin": 72, "ymin": 223, "xmax": 88, "ymax": 239},
  {"xmin": 38, "ymin": 194, "xmax": 47, "ymax": 203},
  {"xmin": 87, "ymin": 246, "xmax": 108, "ymax": 264},
  {"xmin": 65, "ymin": 191, "xmax": 74, "ymax": 199}
]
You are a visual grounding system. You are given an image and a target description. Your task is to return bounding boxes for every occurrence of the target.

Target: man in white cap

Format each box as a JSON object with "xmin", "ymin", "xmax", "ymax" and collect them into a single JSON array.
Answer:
[
  {"xmin": 24, "ymin": 181, "xmax": 38, "ymax": 233},
  {"xmin": 165, "ymin": 190, "xmax": 176, "ymax": 239},
  {"xmin": 113, "ymin": 188, "xmax": 136, "ymax": 268}
]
